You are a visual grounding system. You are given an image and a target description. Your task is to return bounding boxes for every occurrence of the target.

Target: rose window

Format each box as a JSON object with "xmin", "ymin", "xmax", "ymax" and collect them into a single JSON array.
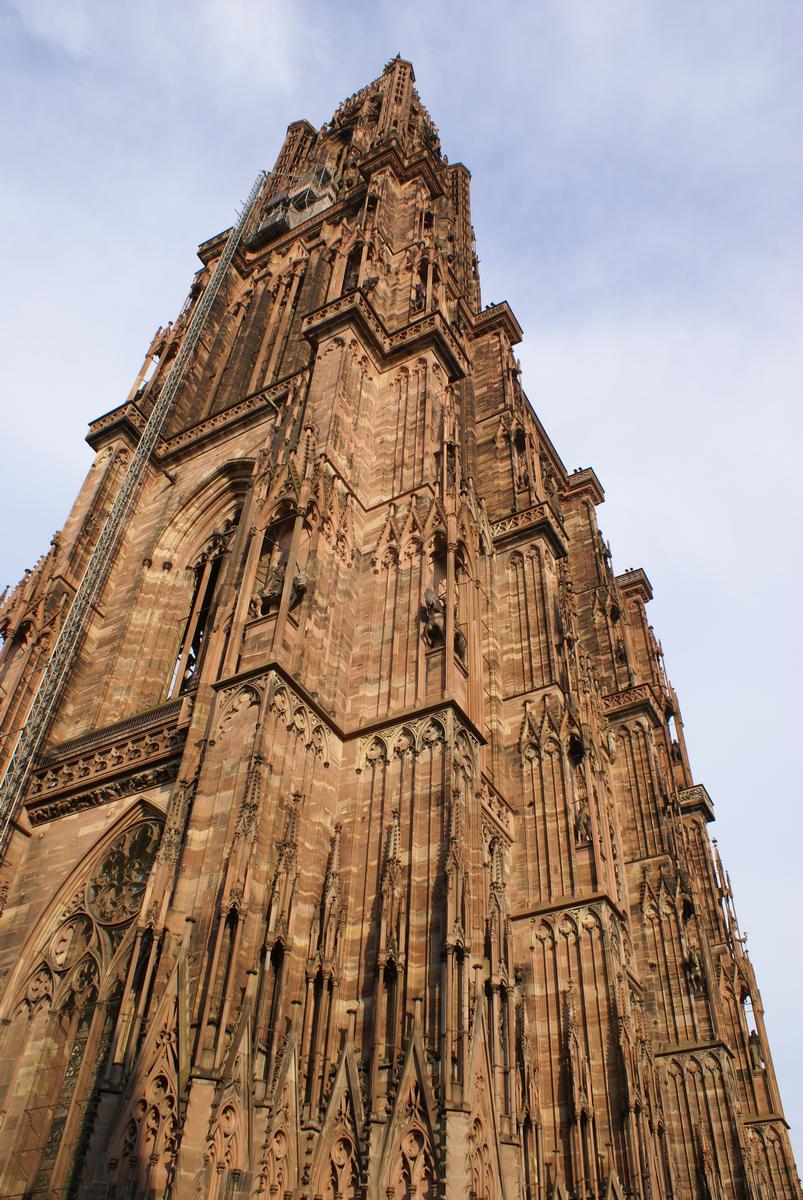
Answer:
[{"xmin": 86, "ymin": 819, "xmax": 162, "ymax": 924}]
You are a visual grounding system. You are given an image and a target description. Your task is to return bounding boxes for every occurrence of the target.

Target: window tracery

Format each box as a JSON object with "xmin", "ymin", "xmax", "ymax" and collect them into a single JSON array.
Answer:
[{"xmin": 169, "ymin": 511, "xmax": 240, "ymax": 695}]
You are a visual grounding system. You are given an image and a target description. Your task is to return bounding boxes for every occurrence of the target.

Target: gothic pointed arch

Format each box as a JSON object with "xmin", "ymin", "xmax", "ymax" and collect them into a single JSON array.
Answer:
[
  {"xmin": 308, "ymin": 1041, "xmax": 366, "ymax": 1200},
  {"xmin": 0, "ymin": 795, "xmax": 165, "ymax": 1020},
  {"xmin": 254, "ymin": 1028, "xmax": 302, "ymax": 1199},
  {"xmin": 97, "ymin": 957, "xmax": 183, "ymax": 1197},
  {"xmin": 202, "ymin": 1007, "xmax": 252, "ymax": 1198},
  {"xmin": 603, "ymin": 1170, "xmax": 626, "ymax": 1199},
  {"xmin": 464, "ymin": 999, "xmax": 506, "ymax": 1200},
  {"xmin": 378, "ymin": 1023, "xmax": 441, "ymax": 1200},
  {"xmin": 152, "ymin": 459, "xmax": 253, "ymax": 570}
]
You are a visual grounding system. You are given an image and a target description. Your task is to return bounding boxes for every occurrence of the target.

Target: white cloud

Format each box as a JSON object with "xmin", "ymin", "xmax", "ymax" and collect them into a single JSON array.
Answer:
[
  {"xmin": 6, "ymin": 0, "xmax": 96, "ymax": 58},
  {"xmin": 196, "ymin": 0, "xmax": 311, "ymax": 94}
]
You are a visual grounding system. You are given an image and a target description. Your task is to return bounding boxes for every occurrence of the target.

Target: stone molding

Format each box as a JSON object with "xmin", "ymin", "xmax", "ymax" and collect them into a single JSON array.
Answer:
[
  {"xmin": 302, "ymin": 290, "xmax": 467, "ymax": 381},
  {"xmin": 679, "ymin": 783, "xmax": 715, "ymax": 822},
  {"xmin": 479, "ymin": 777, "xmax": 514, "ymax": 841},
  {"xmin": 469, "ymin": 300, "xmax": 524, "ymax": 346},
  {"xmin": 490, "ymin": 502, "xmax": 567, "ymax": 557},
  {"xmin": 213, "ymin": 667, "xmax": 333, "ymax": 767},
  {"xmin": 27, "ymin": 762, "xmax": 178, "ymax": 826},
  {"xmin": 354, "ymin": 704, "xmax": 479, "ymax": 775},
  {"xmin": 40, "ymin": 698, "xmax": 184, "ymax": 763},
  {"xmin": 602, "ymin": 683, "xmax": 666, "ymax": 724},
  {"xmin": 87, "ymin": 372, "xmax": 304, "ymax": 463},
  {"xmin": 564, "ymin": 467, "xmax": 605, "ymax": 506},
  {"xmin": 26, "ymin": 698, "xmax": 187, "ymax": 823}
]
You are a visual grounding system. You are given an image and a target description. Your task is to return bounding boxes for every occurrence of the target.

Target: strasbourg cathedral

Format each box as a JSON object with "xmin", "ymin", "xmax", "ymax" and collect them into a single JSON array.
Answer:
[{"xmin": 0, "ymin": 57, "xmax": 799, "ymax": 1200}]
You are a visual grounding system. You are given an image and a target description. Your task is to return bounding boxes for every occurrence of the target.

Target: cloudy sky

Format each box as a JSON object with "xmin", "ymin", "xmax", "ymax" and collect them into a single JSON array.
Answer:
[{"xmin": 2, "ymin": 0, "xmax": 801, "ymax": 1153}]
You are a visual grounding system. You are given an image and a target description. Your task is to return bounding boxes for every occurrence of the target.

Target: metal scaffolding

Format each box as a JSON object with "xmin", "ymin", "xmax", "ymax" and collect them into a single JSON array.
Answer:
[{"xmin": 0, "ymin": 169, "xmax": 267, "ymax": 859}]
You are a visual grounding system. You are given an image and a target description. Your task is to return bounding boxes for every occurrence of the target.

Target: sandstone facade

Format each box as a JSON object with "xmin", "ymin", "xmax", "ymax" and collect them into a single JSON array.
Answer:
[{"xmin": 0, "ymin": 57, "xmax": 798, "ymax": 1199}]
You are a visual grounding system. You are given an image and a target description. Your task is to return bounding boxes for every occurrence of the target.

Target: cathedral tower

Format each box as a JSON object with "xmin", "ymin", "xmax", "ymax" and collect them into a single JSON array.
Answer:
[{"xmin": 0, "ymin": 58, "xmax": 798, "ymax": 1199}]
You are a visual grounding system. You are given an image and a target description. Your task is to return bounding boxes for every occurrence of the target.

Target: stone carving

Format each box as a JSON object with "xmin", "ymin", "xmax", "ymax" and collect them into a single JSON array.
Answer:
[
  {"xmin": 289, "ymin": 567, "xmax": 309, "ymax": 612},
  {"xmin": 28, "ymin": 709, "xmax": 185, "ymax": 806},
  {"xmin": 748, "ymin": 1029, "xmax": 765, "ymax": 1071},
  {"xmin": 50, "ymin": 915, "xmax": 93, "ymax": 971},
  {"xmin": 257, "ymin": 560, "xmax": 286, "ymax": 615},
  {"xmin": 87, "ymin": 818, "xmax": 162, "ymax": 923},
  {"xmin": 28, "ymin": 763, "xmax": 179, "ymax": 826},
  {"xmin": 355, "ymin": 707, "xmax": 476, "ymax": 773},
  {"xmin": 685, "ymin": 945, "xmax": 706, "ymax": 995},
  {"xmin": 266, "ymin": 673, "xmax": 331, "ymax": 765},
  {"xmin": 23, "ymin": 965, "xmax": 54, "ymax": 1014},
  {"xmin": 490, "ymin": 502, "xmax": 567, "ymax": 557},
  {"xmin": 421, "ymin": 586, "xmax": 446, "ymax": 648},
  {"xmin": 575, "ymin": 793, "xmax": 593, "ymax": 846},
  {"xmin": 2, "ymin": 59, "xmax": 799, "ymax": 1200}
]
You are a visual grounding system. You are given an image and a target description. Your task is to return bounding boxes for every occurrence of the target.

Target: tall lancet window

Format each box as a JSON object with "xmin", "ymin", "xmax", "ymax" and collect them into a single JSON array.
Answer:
[
  {"xmin": 169, "ymin": 512, "xmax": 239, "ymax": 696},
  {"xmin": 342, "ymin": 243, "xmax": 362, "ymax": 294}
]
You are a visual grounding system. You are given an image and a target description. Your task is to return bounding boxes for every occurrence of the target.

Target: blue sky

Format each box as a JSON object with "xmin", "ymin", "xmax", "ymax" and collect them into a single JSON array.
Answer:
[{"xmin": 2, "ymin": 0, "xmax": 802, "ymax": 1154}]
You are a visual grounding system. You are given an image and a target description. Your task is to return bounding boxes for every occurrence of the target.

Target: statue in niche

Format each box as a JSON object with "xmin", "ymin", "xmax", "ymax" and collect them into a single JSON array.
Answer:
[
  {"xmin": 288, "ymin": 568, "xmax": 309, "ymax": 613},
  {"xmin": 421, "ymin": 587, "xmax": 446, "ymax": 649},
  {"xmin": 258, "ymin": 561, "xmax": 286, "ymax": 616},
  {"xmin": 748, "ymin": 1029, "xmax": 765, "ymax": 1070},
  {"xmin": 575, "ymin": 795, "xmax": 593, "ymax": 846},
  {"xmin": 512, "ymin": 427, "xmax": 529, "ymax": 492},
  {"xmin": 685, "ymin": 946, "xmax": 705, "ymax": 994},
  {"xmin": 540, "ymin": 451, "xmax": 558, "ymax": 498},
  {"xmin": 453, "ymin": 576, "xmax": 467, "ymax": 663},
  {"xmin": 446, "ymin": 443, "xmax": 457, "ymax": 488},
  {"xmin": 443, "ymin": 386, "xmax": 457, "ymax": 444}
]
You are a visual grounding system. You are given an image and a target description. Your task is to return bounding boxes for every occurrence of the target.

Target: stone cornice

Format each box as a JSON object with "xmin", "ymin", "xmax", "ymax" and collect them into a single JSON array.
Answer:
[
  {"xmin": 40, "ymin": 697, "xmax": 184, "ymax": 762},
  {"xmin": 510, "ymin": 891, "xmax": 628, "ymax": 926},
  {"xmin": 490, "ymin": 502, "xmax": 568, "ymax": 558},
  {"xmin": 564, "ymin": 467, "xmax": 605, "ymax": 506},
  {"xmin": 741, "ymin": 1113, "xmax": 791, "ymax": 1128},
  {"xmin": 302, "ymin": 290, "xmax": 468, "ymax": 381},
  {"xmin": 602, "ymin": 683, "xmax": 664, "ymax": 725},
  {"xmin": 216, "ymin": 660, "xmax": 487, "ymax": 750},
  {"xmin": 157, "ymin": 379, "xmax": 288, "ymax": 463},
  {"xmin": 26, "ymin": 763, "xmax": 178, "ymax": 827},
  {"xmin": 358, "ymin": 139, "xmax": 446, "ymax": 199},
  {"xmin": 86, "ymin": 374, "xmax": 298, "ymax": 465},
  {"xmin": 616, "ymin": 567, "xmax": 654, "ymax": 603},
  {"xmin": 654, "ymin": 1039, "xmax": 733, "ymax": 1061},
  {"xmin": 86, "ymin": 401, "xmax": 147, "ymax": 452},
  {"xmin": 469, "ymin": 301, "xmax": 524, "ymax": 347},
  {"xmin": 26, "ymin": 697, "xmax": 187, "ymax": 824},
  {"xmin": 679, "ymin": 783, "xmax": 715, "ymax": 823},
  {"xmin": 349, "ymin": 695, "xmax": 486, "ymax": 750}
]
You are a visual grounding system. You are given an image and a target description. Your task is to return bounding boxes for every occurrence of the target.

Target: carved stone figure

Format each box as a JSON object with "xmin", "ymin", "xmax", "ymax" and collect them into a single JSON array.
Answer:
[
  {"xmin": 575, "ymin": 797, "xmax": 593, "ymax": 845},
  {"xmin": 421, "ymin": 586, "xmax": 446, "ymax": 648},
  {"xmin": 685, "ymin": 946, "xmax": 705, "ymax": 995},
  {"xmin": 259, "ymin": 560, "xmax": 286, "ymax": 615},
  {"xmin": 749, "ymin": 1029, "xmax": 765, "ymax": 1070},
  {"xmin": 288, "ymin": 568, "xmax": 309, "ymax": 613}
]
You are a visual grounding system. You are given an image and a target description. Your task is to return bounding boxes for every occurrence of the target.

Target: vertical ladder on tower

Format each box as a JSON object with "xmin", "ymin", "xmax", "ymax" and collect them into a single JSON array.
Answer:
[{"xmin": 0, "ymin": 168, "xmax": 268, "ymax": 858}]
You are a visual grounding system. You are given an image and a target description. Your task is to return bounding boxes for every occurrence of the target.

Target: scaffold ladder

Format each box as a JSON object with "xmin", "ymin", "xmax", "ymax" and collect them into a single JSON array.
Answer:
[{"xmin": 0, "ymin": 169, "xmax": 267, "ymax": 859}]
